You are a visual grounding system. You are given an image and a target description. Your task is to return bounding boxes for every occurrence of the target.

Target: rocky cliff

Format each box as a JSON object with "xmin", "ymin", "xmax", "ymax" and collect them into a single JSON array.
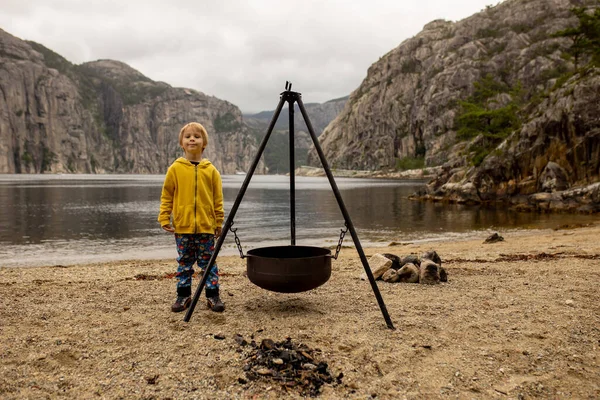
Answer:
[
  {"xmin": 307, "ymin": 0, "xmax": 599, "ymax": 211},
  {"xmin": 0, "ymin": 29, "xmax": 263, "ymax": 174},
  {"xmin": 419, "ymin": 70, "xmax": 600, "ymax": 212}
]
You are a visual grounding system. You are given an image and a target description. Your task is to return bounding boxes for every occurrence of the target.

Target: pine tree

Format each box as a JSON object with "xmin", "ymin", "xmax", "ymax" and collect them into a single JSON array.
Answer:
[{"xmin": 555, "ymin": 5, "xmax": 600, "ymax": 69}]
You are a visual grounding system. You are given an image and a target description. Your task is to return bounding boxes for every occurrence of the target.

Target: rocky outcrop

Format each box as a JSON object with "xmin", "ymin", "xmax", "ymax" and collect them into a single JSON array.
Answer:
[
  {"xmin": 0, "ymin": 29, "xmax": 263, "ymax": 174},
  {"xmin": 417, "ymin": 71, "xmax": 600, "ymax": 212},
  {"xmin": 306, "ymin": 0, "xmax": 599, "ymax": 212},
  {"xmin": 295, "ymin": 165, "xmax": 438, "ymax": 179}
]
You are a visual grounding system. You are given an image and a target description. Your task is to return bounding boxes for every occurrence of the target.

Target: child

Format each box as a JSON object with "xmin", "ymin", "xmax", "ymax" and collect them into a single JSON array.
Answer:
[{"xmin": 158, "ymin": 122, "xmax": 225, "ymax": 313}]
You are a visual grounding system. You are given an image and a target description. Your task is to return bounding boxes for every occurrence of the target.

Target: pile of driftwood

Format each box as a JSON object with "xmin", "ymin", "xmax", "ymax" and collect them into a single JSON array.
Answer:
[
  {"xmin": 362, "ymin": 250, "xmax": 448, "ymax": 284},
  {"xmin": 237, "ymin": 336, "xmax": 343, "ymax": 396}
]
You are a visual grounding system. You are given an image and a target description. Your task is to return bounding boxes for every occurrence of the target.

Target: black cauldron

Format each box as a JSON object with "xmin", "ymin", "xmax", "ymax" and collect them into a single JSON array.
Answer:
[{"xmin": 246, "ymin": 245, "xmax": 332, "ymax": 293}]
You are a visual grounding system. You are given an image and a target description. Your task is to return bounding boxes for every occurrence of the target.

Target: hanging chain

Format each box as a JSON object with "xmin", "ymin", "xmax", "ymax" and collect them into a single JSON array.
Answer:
[
  {"xmin": 333, "ymin": 223, "xmax": 349, "ymax": 260},
  {"xmin": 229, "ymin": 221, "xmax": 246, "ymax": 259}
]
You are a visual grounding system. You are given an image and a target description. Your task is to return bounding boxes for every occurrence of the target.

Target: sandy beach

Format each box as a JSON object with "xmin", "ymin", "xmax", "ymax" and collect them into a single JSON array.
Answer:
[{"xmin": 1, "ymin": 223, "xmax": 599, "ymax": 399}]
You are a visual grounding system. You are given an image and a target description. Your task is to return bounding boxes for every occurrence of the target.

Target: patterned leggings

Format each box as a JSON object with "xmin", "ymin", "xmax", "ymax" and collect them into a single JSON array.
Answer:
[{"xmin": 174, "ymin": 233, "xmax": 219, "ymax": 296}]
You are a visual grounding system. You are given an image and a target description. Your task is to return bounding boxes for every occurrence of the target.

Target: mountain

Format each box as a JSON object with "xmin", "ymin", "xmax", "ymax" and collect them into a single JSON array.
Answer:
[
  {"xmin": 243, "ymin": 96, "xmax": 347, "ymax": 173},
  {"xmin": 0, "ymin": 29, "xmax": 264, "ymax": 174},
  {"xmin": 244, "ymin": 96, "xmax": 348, "ymax": 136},
  {"xmin": 306, "ymin": 0, "xmax": 599, "ymax": 212}
]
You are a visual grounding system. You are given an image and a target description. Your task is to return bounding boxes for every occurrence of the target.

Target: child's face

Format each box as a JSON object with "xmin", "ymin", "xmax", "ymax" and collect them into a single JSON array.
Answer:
[{"xmin": 181, "ymin": 129, "xmax": 204, "ymax": 155}]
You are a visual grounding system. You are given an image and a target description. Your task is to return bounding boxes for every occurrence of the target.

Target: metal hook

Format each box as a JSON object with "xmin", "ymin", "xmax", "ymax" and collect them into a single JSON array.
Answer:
[{"xmin": 228, "ymin": 220, "xmax": 246, "ymax": 259}]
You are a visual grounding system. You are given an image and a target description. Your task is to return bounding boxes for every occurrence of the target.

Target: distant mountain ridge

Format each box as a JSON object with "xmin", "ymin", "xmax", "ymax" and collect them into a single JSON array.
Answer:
[
  {"xmin": 0, "ymin": 26, "xmax": 348, "ymax": 175},
  {"xmin": 0, "ymin": 30, "xmax": 263, "ymax": 174},
  {"xmin": 243, "ymin": 96, "xmax": 348, "ymax": 173},
  {"xmin": 244, "ymin": 96, "xmax": 349, "ymax": 134}
]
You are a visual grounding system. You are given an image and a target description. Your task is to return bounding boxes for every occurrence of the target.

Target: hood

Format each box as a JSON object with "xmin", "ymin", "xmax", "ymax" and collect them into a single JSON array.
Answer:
[{"xmin": 174, "ymin": 157, "xmax": 214, "ymax": 168}]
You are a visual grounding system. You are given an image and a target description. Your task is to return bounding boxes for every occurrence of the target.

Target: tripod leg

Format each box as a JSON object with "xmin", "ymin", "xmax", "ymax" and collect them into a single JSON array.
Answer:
[
  {"xmin": 296, "ymin": 97, "xmax": 396, "ymax": 330},
  {"xmin": 288, "ymin": 98, "xmax": 296, "ymax": 245},
  {"xmin": 184, "ymin": 96, "xmax": 288, "ymax": 322}
]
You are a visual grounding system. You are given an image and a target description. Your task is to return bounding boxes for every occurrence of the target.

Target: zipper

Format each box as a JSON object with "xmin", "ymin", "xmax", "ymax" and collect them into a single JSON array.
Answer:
[{"xmin": 194, "ymin": 164, "xmax": 198, "ymax": 234}]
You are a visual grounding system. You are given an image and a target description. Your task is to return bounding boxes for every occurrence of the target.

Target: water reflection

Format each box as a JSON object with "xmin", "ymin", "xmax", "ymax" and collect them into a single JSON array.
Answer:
[
  {"xmin": 0, "ymin": 174, "xmax": 597, "ymax": 267},
  {"xmin": 1, "ymin": 182, "xmax": 161, "ymax": 244}
]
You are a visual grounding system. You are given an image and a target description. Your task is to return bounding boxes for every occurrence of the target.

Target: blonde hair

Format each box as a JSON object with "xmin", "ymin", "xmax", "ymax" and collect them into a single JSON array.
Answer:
[{"xmin": 178, "ymin": 122, "xmax": 208, "ymax": 150}]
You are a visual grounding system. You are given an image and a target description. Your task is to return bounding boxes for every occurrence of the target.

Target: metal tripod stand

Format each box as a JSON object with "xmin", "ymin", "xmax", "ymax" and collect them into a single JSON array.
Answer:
[{"xmin": 184, "ymin": 82, "xmax": 395, "ymax": 330}]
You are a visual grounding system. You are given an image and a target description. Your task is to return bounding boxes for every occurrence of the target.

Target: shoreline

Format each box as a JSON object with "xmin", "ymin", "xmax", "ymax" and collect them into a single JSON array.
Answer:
[
  {"xmin": 1, "ymin": 223, "xmax": 599, "ymax": 398},
  {"xmin": 0, "ymin": 226, "xmax": 577, "ymax": 269},
  {"xmin": 294, "ymin": 165, "xmax": 436, "ymax": 180}
]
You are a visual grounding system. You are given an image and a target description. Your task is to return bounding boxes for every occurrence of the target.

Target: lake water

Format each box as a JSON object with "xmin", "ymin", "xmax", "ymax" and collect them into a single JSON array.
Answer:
[{"xmin": 0, "ymin": 174, "xmax": 597, "ymax": 267}]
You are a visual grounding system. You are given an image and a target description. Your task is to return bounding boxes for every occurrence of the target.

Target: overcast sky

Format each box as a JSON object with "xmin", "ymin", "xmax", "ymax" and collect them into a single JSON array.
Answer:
[{"xmin": 1, "ymin": 0, "xmax": 493, "ymax": 113}]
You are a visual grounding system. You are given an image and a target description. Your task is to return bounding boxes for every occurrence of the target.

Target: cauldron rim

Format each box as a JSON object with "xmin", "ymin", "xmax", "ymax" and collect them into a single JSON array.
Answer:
[{"xmin": 246, "ymin": 245, "xmax": 331, "ymax": 260}]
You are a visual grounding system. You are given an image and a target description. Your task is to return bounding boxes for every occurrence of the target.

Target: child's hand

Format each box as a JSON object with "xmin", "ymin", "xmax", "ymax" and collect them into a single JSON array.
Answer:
[
  {"xmin": 214, "ymin": 226, "xmax": 222, "ymax": 239},
  {"xmin": 162, "ymin": 224, "xmax": 175, "ymax": 233}
]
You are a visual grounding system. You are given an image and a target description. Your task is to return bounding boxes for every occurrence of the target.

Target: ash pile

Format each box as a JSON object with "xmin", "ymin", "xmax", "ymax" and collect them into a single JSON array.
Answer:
[{"xmin": 237, "ymin": 336, "xmax": 343, "ymax": 397}]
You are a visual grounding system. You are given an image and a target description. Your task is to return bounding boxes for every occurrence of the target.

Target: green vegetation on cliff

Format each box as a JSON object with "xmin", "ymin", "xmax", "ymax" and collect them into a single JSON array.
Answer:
[
  {"xmin": 555, "ymin": 6, "xmax": 600, "ymax": 68},
  {"xmin": 78, "ymin": 63, "xmax": 169, "ymax": 106},
  {"xmin": 214, "ymin": 112, "xmax": 241, "ymax": 132},
  {"xmin": 26, "ymin": 41, "xmax": 99, "ymax": 110},
  {"xmin": 454, "ymin": 75, "xmax": 524, "ymax": 166},
  {"xmin": 26, "ymin": 41, "xmax": 73, "ymax": 75},
  {"xmin": 395, "ymin": 156, "xmax": 425, "ymax": 171},
  {"xmin": 454, "ymin": 4, "xmax": 600, "ymax": 168}
]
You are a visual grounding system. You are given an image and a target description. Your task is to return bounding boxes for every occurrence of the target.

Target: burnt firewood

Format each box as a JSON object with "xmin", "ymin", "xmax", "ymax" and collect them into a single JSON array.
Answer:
[{"xmin": 239, "ymin": 337, "xmax": 340, "ymax": 397}]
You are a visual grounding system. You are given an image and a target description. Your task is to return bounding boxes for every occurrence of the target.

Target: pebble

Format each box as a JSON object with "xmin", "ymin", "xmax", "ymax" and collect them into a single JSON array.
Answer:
[
  {"xmin": 565, "ymin": 299, "xmax": 574, "ymax": 306},
  {"xmin": 233, "ymin": 334, "xmax": 247, "ymax": 346},
  {"xmin": 256, "ymin": 368, "xmax": 273, "ymax": 376}
]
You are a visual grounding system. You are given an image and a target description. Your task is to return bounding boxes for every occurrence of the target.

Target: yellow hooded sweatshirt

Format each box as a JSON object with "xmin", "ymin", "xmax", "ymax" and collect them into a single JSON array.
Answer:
[{"xmin": 158, "ymin": 157, "xmax": 224, "ymax": 234}]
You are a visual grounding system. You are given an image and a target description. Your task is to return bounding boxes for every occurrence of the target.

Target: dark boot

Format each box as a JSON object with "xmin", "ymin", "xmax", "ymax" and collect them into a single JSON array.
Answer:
[
  {"xmin": 207, "ymin": 296, "xmax": 225, "ymax": 312},
  {"xmin": 171, "ymin": 296, "xmax": 191, "ymax": 312}
]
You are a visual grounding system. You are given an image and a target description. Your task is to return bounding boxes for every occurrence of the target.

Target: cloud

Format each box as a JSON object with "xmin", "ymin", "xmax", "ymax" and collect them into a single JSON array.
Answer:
[{"xmin": 0, "ymin": 0, "xmax": 491, "ymax": 113}]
